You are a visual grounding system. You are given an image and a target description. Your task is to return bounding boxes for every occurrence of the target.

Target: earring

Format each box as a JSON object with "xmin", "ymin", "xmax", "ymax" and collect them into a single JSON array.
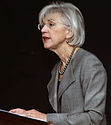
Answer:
[{"xmin": 66, "ymin": 41, "xmax": 69, "ymax": 44}]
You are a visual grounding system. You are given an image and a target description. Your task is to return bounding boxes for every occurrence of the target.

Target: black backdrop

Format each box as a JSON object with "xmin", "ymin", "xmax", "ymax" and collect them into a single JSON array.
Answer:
[{"xmin": 0, "ymin": 0, "xmax": 111, "ymax": 124}]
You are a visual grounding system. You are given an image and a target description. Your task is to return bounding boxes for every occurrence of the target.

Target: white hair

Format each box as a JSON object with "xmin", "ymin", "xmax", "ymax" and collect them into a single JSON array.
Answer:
[{"xmin": 38, "ymin": 1, "xmax": 85, "ymax": 47}]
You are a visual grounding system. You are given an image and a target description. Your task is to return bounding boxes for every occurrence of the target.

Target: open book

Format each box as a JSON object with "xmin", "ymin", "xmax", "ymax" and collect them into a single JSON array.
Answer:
[{"xmin": 0, "ymin": 109, "xmax": 48, "ymax": 125}]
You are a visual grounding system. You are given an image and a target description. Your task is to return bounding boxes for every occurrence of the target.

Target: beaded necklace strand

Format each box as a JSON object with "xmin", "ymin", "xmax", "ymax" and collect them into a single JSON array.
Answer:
[{"xmin": 58, "ymin": 46, "xmax": 77, "ymax": 75}]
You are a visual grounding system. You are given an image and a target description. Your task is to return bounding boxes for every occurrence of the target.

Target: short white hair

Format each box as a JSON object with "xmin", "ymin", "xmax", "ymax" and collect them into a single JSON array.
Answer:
[{"xmin": 38, "ymin": 1, "xmax": 85, "ymax": 47}]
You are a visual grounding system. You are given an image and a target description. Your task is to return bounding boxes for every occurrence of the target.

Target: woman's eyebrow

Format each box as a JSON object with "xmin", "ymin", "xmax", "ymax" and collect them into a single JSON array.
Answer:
[{"xmin": 47, "ymin": 18, "xmax": 55, "ymax": 22}]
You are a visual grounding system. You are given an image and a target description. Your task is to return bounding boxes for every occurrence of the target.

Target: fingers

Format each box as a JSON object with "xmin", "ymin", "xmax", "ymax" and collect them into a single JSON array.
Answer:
[
  {"xmin": 9, "ymin": 108, "xmax": 35, "ymax": 118},
  {"xmin": 9, "ymin": 108, "xmax": 27, "ymax": 116},
  {"xmin": 9, "ymin": 108, "xmax": 47, "ymax": 121}
]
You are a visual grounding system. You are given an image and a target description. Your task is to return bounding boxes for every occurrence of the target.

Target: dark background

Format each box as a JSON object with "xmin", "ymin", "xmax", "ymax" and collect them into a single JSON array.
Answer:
[{"xmin": 0, "ymin": 0, "xmax": 111, "ymax": 124}]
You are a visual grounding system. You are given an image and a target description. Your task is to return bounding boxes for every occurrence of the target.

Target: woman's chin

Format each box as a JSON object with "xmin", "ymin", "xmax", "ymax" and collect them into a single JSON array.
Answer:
[
  {"xmin": 43, "ymin": 44, "xmax": 51, "ymax": 49},
  {"xmin": 43, "ymin": 42, "xmax": 56, "ymax": 50}
]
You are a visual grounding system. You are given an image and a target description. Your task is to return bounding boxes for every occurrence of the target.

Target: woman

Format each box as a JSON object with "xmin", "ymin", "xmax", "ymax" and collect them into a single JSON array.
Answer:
[{"xmin": 10, "ymin": 1, "xmax": 107, "ymax": 125}]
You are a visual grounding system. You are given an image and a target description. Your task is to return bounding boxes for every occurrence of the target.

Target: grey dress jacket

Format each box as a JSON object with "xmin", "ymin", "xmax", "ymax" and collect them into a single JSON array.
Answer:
[{"xmin": 47, "ymin": 48, "xmax": 107, "ymax": 125}]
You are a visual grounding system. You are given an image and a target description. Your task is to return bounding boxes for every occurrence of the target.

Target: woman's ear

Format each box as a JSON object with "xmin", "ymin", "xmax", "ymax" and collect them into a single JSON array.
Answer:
[{"xmin": 65, "ymin": 28, "xmax": 74, "ymax": 39}]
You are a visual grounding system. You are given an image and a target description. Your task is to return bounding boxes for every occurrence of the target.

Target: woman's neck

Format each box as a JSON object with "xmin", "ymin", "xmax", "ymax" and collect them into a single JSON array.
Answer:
[{"xmin": 51, "ymin": 44, "xmax": 79, "ymax": 66}]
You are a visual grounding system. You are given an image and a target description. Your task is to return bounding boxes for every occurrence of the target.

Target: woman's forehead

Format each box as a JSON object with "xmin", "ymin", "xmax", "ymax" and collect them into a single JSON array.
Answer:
[{"xmin": 43, "ymin": 12, "xmax": 62, "ymax": 22}]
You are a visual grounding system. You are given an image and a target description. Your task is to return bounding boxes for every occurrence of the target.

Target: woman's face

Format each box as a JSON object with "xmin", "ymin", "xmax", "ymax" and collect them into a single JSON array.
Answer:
[{"xmin": 41, "ymin": 13, "xmax": 69, "ymax": 50}]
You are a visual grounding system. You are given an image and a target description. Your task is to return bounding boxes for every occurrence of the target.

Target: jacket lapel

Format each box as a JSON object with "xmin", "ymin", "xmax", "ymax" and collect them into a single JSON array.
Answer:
[
  {"xmin": 47, "ymin": 65, "xmax": 59, "ymax": 112},
  {"xmin": 47, "ymin": 60, "xmax": 76, "ymax": 111},
  {"xmin": 58, "ymin": 63, "xmax": 76, "ymax": 100}
]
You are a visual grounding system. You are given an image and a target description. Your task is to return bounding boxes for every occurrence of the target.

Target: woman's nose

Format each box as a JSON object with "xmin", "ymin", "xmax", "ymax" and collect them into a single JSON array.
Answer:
[{"xmin": 41, "ymin": 25, "xmax": 49, "ymax": 33}]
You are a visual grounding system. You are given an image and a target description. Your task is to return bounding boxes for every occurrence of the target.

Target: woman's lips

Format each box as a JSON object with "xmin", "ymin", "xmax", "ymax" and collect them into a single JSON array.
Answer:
[{"xmin": 42, "ymin": 36, "xmax": 50, "ymax": 42}]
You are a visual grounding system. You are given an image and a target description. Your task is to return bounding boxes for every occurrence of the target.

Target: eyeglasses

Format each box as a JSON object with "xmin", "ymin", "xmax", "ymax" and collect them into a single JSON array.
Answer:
[
  {"xmin": 38, "ymin": 22, "xmax": 55, "ymax": 30},
  {"xmin": 38, "ymin": 19, "xmax": 71, "ymax": 30}
]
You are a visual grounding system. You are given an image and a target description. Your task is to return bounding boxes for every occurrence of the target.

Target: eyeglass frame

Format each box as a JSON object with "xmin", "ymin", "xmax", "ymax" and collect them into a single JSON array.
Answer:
[{"xmin": 38, "ymin": 19, "xmax": 71, "ymax": 30}]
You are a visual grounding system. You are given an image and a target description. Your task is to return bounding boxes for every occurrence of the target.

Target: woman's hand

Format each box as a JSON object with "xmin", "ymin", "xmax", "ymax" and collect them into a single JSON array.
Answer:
[{"xmin": 10, "ymin": 108, "xmax": 47, "ymax": 121}]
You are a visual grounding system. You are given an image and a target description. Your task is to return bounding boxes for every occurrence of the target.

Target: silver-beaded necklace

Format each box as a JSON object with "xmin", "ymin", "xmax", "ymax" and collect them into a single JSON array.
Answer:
[{"xmin": 58, "ymin": 46, "xmax": 77, "ymax": 75}]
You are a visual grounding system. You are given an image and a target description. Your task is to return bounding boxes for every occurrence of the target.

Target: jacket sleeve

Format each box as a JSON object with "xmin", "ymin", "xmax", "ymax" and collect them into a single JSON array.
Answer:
[{"xmin": 47, "ymin": 55, "xmax": 107, "ymax": 125}]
